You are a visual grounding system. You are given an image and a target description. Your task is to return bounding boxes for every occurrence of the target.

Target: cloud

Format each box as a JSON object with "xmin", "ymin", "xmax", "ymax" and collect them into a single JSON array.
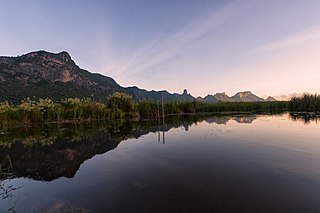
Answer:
[
  {"xmin": 99, "ymin": 1, "xmax": 241, "ymax": 82},
  {"xmin": 243, "ymin": 25, "xmax": 320, "ymax": 56}
]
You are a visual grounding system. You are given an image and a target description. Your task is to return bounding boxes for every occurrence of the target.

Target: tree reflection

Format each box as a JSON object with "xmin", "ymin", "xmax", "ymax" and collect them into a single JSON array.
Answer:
[
  {"xmin": 289, "ymin": 113, "xmax": 320, "ymax": 124},
  {"xmin": 0, "ymin": 114, "xmax": 301, "ymax": 182}
]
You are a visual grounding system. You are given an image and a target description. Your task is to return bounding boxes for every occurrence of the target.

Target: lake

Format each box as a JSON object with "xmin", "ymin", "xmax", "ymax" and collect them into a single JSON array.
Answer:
[{"xmin": 0, "ymin": 113, "xmax": 320, "ymax": 213}]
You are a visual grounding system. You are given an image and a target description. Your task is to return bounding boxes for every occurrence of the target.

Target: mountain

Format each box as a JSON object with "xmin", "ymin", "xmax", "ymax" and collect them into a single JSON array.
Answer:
[
  {"xmin": 198, "ymin": 91, "xmax": 268, "ymax": 103},
  {"xmin": 197, "ymin": 92, "xmax": 234, "ymax": 103},
  {"xmin": 202, "ymin": 95, "xmax": 217, "ymax": 103},
  {"xmin": 265, "ymin": 96, "xmax": 277, "ymax": 101},
  {"xmin": 0, "ymin": 51, "xmax": 194, "ymax": 103},
  {"xmin": 231, "ymin": 91, "xmax": 265, "ymax": 102},
  {"xmin": 214, "ymin": 92, "xmax": 234, "ymax": 102},
  {"xmin": 0, "ymin": 50, "xmax": 274, "ymax": 104}
]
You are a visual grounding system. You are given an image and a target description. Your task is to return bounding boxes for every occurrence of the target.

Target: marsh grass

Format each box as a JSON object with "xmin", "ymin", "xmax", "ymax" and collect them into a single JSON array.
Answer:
[
  {"xmin": 137, "ymin": 100, "xmax": 288, "ymax": 118},
  {"xmin": 0, "ymin": 93, "xmax": 134, "ymax": 126},
  {"xmin": 289, "ymin": 93, "xmax": 320, "ymax": 112},
  {"xmin": 1, "ymin": 92, "xmax": 319, "ymax": 126}
]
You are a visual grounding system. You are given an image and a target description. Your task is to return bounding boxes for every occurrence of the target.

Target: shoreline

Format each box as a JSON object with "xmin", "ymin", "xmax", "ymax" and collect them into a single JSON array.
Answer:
[{"xmin": 2, "ymin": 110, "xmax": 317, "ymax": 130}]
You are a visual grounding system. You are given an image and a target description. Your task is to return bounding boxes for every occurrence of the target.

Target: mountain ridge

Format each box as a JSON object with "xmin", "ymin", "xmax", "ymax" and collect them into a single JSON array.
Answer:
[
  {"xmin": 231, "ymin": 91, "xmax": 265, "ymax": 102},
  {"xmin": 0, "ymin": 50, "xmax": 194, "ymax": 103},
  {"xmin": 0, "ymin": 50, "xmax": 276, "ymax": 103}
]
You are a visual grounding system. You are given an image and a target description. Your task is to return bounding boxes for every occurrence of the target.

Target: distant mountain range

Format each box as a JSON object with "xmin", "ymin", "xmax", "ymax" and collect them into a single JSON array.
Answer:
[
  {"xmin": 197, "ymin": 91, "xmax": 276, "ymax": 103},
  {"xmin": 0, "ymin": 51, "xmax": 276, "ymax": 103}
]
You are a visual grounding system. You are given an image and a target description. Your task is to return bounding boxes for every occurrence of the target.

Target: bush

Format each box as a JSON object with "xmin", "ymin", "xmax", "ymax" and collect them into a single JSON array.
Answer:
[{"xmin": 106, "ymin": 92, "xmax": 135, "ymax": 119}]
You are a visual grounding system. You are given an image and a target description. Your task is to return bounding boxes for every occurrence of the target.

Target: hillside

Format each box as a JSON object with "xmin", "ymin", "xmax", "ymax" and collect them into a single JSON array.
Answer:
[{"xmin": 0, "ymin": 51, "xmax": 194, "ymax": 103}]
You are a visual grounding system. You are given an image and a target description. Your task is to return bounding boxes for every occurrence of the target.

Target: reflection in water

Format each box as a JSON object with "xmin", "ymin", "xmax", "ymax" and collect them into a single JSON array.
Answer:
[
  {"xmin": 205, "ymin": 115, "xmax": 257, "ymax": 124},
  {"xmin": 0, "ymin": 113, "xmax": 319, "ymax": 213},
  {"xmin": 1, "ymin": 113, "xmax": 317, "ymax": 182},
  {"xmin": 0, "ymin": 113, "xmax": 315, "ymax": 182},
  {"xmin": 289, "ymin": 112, "xmax": 320, "ymax": 124},
  {"xmin": 0, "ymin": 115, "xmax": 258, "ymax": 181}
]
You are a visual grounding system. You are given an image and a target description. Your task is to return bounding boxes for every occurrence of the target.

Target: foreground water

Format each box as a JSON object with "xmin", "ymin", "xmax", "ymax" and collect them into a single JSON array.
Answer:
[{"xmin": 0, "ymin": 113, "xmax": 320, "ymax": 213}]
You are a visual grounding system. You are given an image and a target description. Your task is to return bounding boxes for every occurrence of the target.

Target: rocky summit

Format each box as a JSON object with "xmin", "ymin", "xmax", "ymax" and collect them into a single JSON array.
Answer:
[{"xmin": 231, "ymin": 91, "xmax": 265, "ymax": 102}]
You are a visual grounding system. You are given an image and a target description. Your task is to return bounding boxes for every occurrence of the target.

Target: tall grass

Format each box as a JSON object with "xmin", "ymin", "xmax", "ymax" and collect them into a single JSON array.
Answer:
[
  {"xmin": 0, "ymin": 93, "xmax": 134, "ymax": 126},
  {"xmin": 289, "ymin": 93, "xmax": 320, "ymax": 112},
  {"xmin": 60, "ymin": 98, "xmax": 110, "ymax": 120},
  {"xmin": 2, "ymin": 92, "xmax": 319, "ymax": 126},
  {"xmin": 137, "ymin": 100, "xmax": 288, "ymax": 118}
]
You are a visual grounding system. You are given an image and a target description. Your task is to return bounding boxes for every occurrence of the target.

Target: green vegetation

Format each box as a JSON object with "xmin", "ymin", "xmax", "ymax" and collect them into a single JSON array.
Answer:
[
  {"xmin": 289, "ymin": 94, "xmax": 320, "ymax": 112},
  {"xmin": 1, "ymin": 92, "xmax": 319, "ymax": 127},
  {"xmin": 138, "ymin": 100, "xmax": 287, "ymax": 118},
  {"xmin": 106, "ymin": 92, "xmax": 135, "ymax": 119},
  {"xmin": 0, "ymin": 93, "xmax": 131, "ymax": 126},
  {"xmin": 0, "ymin": 97, "xmax": 110, "ymax": 125}
]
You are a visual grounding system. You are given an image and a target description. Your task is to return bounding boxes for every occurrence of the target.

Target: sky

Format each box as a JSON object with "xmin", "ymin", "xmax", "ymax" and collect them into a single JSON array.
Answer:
[{"xmin": 1, "ymin": 0, "xmax": 320, "ymax": 100}]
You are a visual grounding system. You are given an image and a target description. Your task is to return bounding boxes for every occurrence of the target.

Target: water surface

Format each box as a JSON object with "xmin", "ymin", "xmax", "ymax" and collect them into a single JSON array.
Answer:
[{"xmin": 1, "ymin": 114, "xmax": 320, "ymax": 213}]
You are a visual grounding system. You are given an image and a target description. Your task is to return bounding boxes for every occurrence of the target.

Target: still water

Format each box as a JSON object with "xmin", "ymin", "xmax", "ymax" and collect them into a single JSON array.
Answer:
[{"xmin": 0, "ymin": 114, "xmax": 320, "ymax": 213}]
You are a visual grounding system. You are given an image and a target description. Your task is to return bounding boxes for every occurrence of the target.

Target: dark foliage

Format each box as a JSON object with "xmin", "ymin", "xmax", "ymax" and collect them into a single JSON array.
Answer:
[{"xmin": 289, "ymin": 94, "xmax": 320, "ymax": 112}]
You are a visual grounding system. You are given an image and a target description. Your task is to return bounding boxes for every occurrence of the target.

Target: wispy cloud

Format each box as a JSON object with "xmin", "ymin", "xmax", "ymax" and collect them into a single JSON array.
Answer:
[
  {"xmin": 99, "ymin": 1, "xmax": 241, "ymax": 82},
  {"xmin": 242, "ymin": 25, "xmax": 320, "ymax": 56}
]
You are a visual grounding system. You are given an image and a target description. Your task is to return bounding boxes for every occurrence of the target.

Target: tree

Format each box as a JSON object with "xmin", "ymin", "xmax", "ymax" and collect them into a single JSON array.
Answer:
[{"xmin": 106, "ymin": 92, "xmax": 134, "ymax": 118}]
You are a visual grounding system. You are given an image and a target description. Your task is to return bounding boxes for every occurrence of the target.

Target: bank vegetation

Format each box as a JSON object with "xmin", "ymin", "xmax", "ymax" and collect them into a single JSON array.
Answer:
[{"xmin": 0, "ymin": 92, "xmax": 318, "ymax": 126}]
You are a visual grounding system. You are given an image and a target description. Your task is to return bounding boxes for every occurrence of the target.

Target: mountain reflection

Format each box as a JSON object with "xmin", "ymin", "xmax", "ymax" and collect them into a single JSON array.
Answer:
[
  {"xmin": 0, "ymin": 113, "xmax": 313, "ymax": 181},
  {"xmin": 205, "ymin": 115, "xmax": 256, "ymax": 124}
]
